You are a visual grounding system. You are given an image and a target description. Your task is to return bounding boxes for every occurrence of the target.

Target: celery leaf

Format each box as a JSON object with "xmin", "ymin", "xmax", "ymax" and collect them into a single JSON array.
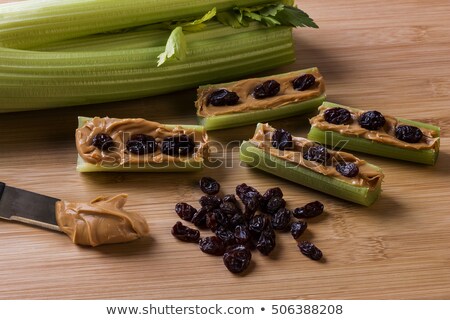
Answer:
[
  {"xmin": 181, "ymin": 7, "xmax": 217, "ymax": 32},
  {"xmin": 216, "ymin": 11, "xmax": 243, "ymax": 28},
  {"xmin": 274, "ymin": 6, "xmax": 319, "ymax": 28},
  {"xmin": 157, "ymin": 26, "xmax": 187, "ymax": 67}
]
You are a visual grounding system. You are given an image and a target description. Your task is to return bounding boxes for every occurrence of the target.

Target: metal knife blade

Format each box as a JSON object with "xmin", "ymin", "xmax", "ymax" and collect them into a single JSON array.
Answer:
[{"xmin": 0, "ymin": 182, "xmax": 61, "ymax": 232}]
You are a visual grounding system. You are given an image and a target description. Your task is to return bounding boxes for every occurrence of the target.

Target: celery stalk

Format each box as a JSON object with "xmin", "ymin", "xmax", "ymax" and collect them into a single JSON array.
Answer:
[
  {"xmin": 0, "ymin": 0, "xmax": 319, "ymax": 112},
  {"xmin": 1, "ymin": 0, "xmax": 275, "ymax": 49},
  {"xmin": 0, "ymin": 26, "xmax": 294, "ymax": 112},
  {"xmin": 197, "ymin": 67, "xmax": 325, "ymax": 130},
  {"xmin": 76, "ymin": 117, "xmax": 206, "ymax": 172},
  {"xmin": 240, "ymin": 141, "xmax": 382, "ymax": 206},
  {"xmin": 307, "ymin": 102, "xmax": 440, "ymax": 165}
]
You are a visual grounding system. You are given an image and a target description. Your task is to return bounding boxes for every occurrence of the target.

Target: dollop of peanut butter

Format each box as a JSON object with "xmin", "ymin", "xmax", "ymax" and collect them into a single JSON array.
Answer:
[
  {"xmin": 310, "ymin": 105, "xmax": 439, "ymax": 151},
  {"xmin": 249, "ymin": 123, "xmax": 384, "ymax": 190},
  {"xmin": 196, "ymin": 68, "xmax": 325, "ymax": 117},
  {"xmin": 55, "ymin": 194, "xmax": 149, "ymax": 247},
  {"xmin": 76, "ymin": 117, "xmax": 208, "ymax": 166}
]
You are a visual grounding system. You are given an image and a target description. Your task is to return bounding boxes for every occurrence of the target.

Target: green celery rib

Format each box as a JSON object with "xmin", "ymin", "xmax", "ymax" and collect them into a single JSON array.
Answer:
[
  {"xmin": 200, "ymin": 95, "xmax": 326, "ymax": 131},
  {"xmin": 0, "ymin": 27, "xmax": 295, "ymax": 111},
  {"xmin": 76, "ymin": 117, "xmax": 206, "ymax": 172},
  {"xmin": 0, "ymin": 0, "xmax": 275, "ymax": 49},
  {"xmin": 240, "ymin": 141, "xmax": 382, "ymax": 206},
  {"xmin": 307, "ymin": 101, "xmax": 440, "ymax": 165},
  {"xmin": 34, "ymin": 21, "xmax": 267, "ymax": 52}
]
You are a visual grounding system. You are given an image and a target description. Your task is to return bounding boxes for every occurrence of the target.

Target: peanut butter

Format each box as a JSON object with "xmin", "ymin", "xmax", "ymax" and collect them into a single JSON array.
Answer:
[
  {"xmin": 76, "ymin": 117, "xmax": 208, "ymax": 166},
  {"xmin": 249, "ymin": 123, "xmax": 383, "ymax": 190},
  {"xmin": 55, "ymin": 194, "xmax": 149, "ymax": 247},
  {"xmin": 310, "ymin": 105, "xmax": 439, "ymax": 151},
  {"xmin": 196, "ymin": 68, "xmax": 325, "ymax": 117}
]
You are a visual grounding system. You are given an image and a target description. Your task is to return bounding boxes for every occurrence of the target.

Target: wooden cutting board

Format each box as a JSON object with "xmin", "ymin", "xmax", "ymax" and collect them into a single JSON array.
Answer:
[{"xmin": 0, "ymin": 0, "xmax": 449, "ymax": 299}]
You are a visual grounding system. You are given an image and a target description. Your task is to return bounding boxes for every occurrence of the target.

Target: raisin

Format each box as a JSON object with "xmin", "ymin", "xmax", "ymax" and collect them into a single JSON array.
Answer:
[
  {"xmin": 126, "ymin": 134, "xmax": 156, "ymax": 155},
  {"xmin": 223, "ymin": 194, "xmax": 238, "ymax": 204},
  {"xmin": 191, "ymin": 207, "xmax": 209, "ymax": 228},
  {"xmin": 290, "ymin": 220, "xmax": 307, "ymax": 239},
  {"xmin": 174, "ymin": 202, "xmax": 197, "ymax": 221},
  {"xmin": 199, "ymin": 236, "xmax": 226, "ymax": 256},
  {"xmin": 199, "ymin": 195, "xmax": 222, "ymax": 209},
  {"xmin": 199, "ymin": 176, "xmax": 220, "ymax": 195},
  {"xmin": 220, "ymin": 201, "xmax": 241, "ymax": 216},
  {"xmin": 235, "ymin": 183, "xmax": 261, "ymax": 201},
  {"xmin": 292, "ymin": 74, "xmax": 316, "ymax": 91},
  {"xmin": 206, "ymin": 209, "xmax": 228, "ymax": 231},
  {"xmin": 335, "ymin": 162, "xmax": 359, "ymax": 178},
  {"xmin": 253, "ymin": 80, "xmax": 281, "ymax": 99},
  {"xmin": 215, "ymin": 227, "xmax": 236, "ymax": 246},
  {"xmin": 298, "ymin": 241, "xmax": 323, "ymax": 261},
  {"xmin": 293, "ymin": 201, "xmax": 324, "ymax": 219},
  {"xmin": 92, "ymin": 133, "xmax": 114, "ymax": 151},
  {"xmin": 395, "ymin": 125, "xmax": 423, "ymax": 143},
  {"xmin": 271, "ymin": 128, "xmax": 293, "ymax": 150},
  {"xmin": 262, "ymin": 187, "xmax": 284, "ymax": 202},
  {"xmin": 234, "ymin": 225, "xmax": 251, "ymax": 244},
  {"xmin": 161, "ymin": 134, "xmax": 195, "ymax": 156},
  {"xmin": 323, "ymin": 107, "xmax": 352, "ymax": 125},
  {"xmin": 256, "ymin": 228, "xmax": 276, "ymax": 255},
  {"xmin": 236, "ymin": 184, "xmax": 262, "ymax": 216},
  {"xmin": 271, "ymin": 208, "xmax": 291, "ymax": 231},
  {"xmin": 171, "ymin": 221, "xmax": 200, "ymax": 242},
  {"xmin": 265, "ymin": 196, "xmax": 286, "ymax": 215},
  {"xmin": 358, "ymin": 110, "xmax": 386, "ymax": 130},
  {"xmin": 248, "ymin": 214, "xmax": 270, "ymax": 235},
  {"xmin": 260, "ymin": 187, "xmax": 284, "ymax": 212},
  {"xmin": 303, "ymin": 145, "xmax": 330, "ymax": 164},
  {"xmin": 229, "ymin": 213, "xmax": 246, "ymax": 228},
  {"xmin": 223, "ymin": 244, "xmax": 252, "ymax": 274},
  {"xmin": 207, "ymin": 89, "xmax": 240, "ymax": 106}
]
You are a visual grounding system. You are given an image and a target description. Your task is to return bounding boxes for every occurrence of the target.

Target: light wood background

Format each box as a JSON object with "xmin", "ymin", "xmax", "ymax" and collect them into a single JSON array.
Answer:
[{"xmin": 0, "ymin": 0, "xmax": 449, "ymax": 299}]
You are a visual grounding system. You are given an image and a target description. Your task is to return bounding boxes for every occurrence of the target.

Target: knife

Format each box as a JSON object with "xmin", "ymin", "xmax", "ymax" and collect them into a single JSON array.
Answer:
[{"xmin": 0, "ymin": 181, "xmax": 61, "ymax": 232}]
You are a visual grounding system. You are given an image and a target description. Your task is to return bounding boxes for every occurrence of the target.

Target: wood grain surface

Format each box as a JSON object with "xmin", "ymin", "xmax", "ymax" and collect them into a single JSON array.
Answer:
[{"xmin": 0, "ymin": 0, "xmax": 449, "ymax": 300}]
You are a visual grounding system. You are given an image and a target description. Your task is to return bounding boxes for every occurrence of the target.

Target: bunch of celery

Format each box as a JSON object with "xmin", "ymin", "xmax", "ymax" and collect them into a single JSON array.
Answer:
[{"xmin": 0, "ymin": 0, "xmax": 317, "ymax": 112}]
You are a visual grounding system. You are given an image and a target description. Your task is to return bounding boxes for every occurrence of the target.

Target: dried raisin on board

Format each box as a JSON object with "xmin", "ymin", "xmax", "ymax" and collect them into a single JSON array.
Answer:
[
  {"xmin": 298, "ymin": 241, "xmax": 323, "ymax": 261},
  {"xmin": 223, "ymin": 244, "xmax": 252, "ymax": 274},
  {"xmin": 293, "ymin": 201, "xmax": 324, "ymax": 219},
  {"xmin": 171, "ymin": 221, "xmax": 200, "ymax": 242},
  {"xmin": 174, "ymin": 202, "xmax": 197, "ymax": 221},
  {"xmin": 199, "ymin": 176, "xmax": 220, "ymax": 195}
]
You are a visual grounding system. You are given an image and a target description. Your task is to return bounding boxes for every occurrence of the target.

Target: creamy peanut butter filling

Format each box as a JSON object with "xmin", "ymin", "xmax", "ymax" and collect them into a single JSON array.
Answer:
[
  {"xmin": 249, "ymin": 123, "xmax": 383, "ymax": 190},
  {"xmin": 55, "ymin": 194, "xmax": 149, "ymax": 247},
  {"xmin": 76, "ymin": 117, "xmax": 208, "ymax": 166},
  {"xmin": 196, "ymin": 68, "xmax": 325, "ymax": 117},
  {"xmin": 310, "ymin": 105, "xmax": 439, "ymax": 151}
]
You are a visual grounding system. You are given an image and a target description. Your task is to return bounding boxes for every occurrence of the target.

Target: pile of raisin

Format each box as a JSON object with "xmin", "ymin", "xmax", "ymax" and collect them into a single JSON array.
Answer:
[
  {"xmin": 171, "ymin": 177, "xmax": 325, "ymax": 274},
  {"xmin": 92, "ymin": 133, "xmax": 196, "ymax": 156}
]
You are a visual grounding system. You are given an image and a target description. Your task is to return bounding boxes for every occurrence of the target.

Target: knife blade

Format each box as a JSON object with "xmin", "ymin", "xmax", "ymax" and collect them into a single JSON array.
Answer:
[{"xmin": 0, "ymin": 182, "xmax": 61, "ymax": 232}]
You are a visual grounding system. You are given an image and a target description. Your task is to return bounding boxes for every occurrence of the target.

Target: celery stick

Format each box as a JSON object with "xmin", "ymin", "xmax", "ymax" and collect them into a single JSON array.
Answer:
[
  {"xmin": 197, "ymin": 67, "xmax": 325, "ymax": 130},
  {"xmin": 1, "ymin": 0, "xmax": 275, "ymax": 49},
  {"xmin": 76, "ymin": 117, "xmax": 207, "ymax": 173},
  {"xmin": 0, "ymin": 27, "xmax": 294, "ymax": 112},
  {"xmin": 240, "ymin": 141, "xmax": 382, "ymax": 206},
  {"xmin": 308, "ymin": 102, "xmax": 440, "ymax": 165}
]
